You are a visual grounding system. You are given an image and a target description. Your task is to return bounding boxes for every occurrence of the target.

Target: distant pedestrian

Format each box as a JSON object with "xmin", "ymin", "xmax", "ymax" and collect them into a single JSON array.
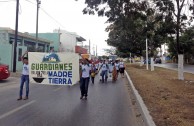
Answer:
[
  {"xmin": 115, "ymin": 61, "xmax": 120, "ymax": 75},
  {"xmin": 99, "ymin": 60, "xmax": 109, "ymax": 83},
  {"xmin": 119, "ymin": 60, "xmax": 125, "ymax": 78},
  {"xmin": 112, "ymin": 62, "xmax": 118, "ymax": 81},
  {"xmin": 91, "ymin": 63, "xmax": 96, "ymax": 84},
  {"xmin": 17, "ymin": 51, "xmax": 29, "ymax": 100},
  {"xmin": 80, "ymin": 59, "xmax": 90, "ymax": 100}
]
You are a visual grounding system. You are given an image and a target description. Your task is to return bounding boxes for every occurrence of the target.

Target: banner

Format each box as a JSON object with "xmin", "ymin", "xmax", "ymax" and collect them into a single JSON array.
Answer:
[{"xmin": 29, "ymin": 52, "xmax": 79, "ymax": 85}]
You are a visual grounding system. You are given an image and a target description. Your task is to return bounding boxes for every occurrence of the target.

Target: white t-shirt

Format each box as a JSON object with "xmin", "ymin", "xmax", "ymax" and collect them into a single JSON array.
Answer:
[
  {"xmin": 89, "ymin": 64, "xmax": 92, "ymax": 71},
  {"xmin": 101, "ymin": 63, "xmax": 108, "ymax": 71},
  {"xmin": 119, "ymin": 62, "xmax": 125, "ymax": 68},
  {"xmin": 22, "ymin": 64, "xmax": 29, "ymax": 75},
  {"xmin": 95, "ymin": 64, "xmax": 99, "ymax": 69},
  {"xmin": 115, "ymin": 63, "xmax": 119, "ymax": 70},
  {"xmin": 99, "ymin": 62, "xmax": 102, "ymax": 67},
  {"xmin": 108, "ymin": 64, "xmax": 114, "ymax": 73},
  {"xmin": 81, "ymin": 64, "xmax": 90, "ymax": 78}
]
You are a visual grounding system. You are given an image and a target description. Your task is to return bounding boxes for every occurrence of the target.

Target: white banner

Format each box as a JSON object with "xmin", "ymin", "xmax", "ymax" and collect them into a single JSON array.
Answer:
[{"xmin": 28, "ymin": 52, "xmax": 79, "ymax": 85}]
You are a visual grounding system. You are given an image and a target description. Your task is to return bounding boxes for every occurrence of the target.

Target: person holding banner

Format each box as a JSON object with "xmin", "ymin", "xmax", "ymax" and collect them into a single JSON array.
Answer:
[
  {"xmin": 80, "ymin": 59, "xmax": 90, "ymax": 100},
  {"xmin": 17, "ymin": 51, "xmax": 29, "ymax": 100}
]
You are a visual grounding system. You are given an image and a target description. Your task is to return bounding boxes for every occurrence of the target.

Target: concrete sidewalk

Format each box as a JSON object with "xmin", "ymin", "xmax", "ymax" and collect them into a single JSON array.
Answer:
[{"xmin": 154, "ymin": 63, "xmax": 194, "ymax": 74}]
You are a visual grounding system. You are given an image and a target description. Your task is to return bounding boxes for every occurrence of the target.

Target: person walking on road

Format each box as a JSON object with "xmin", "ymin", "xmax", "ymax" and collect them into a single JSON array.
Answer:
[
  {"xmin": 119, "ymin": 60, "xmax": 125, "ymax": 78},
  {"xmin": 80, "ymin": 59, "xmax": 90, "ymax": 100},
  {"xmin": 99, "ymin": 60, "xmax": 109, "ymax": 83},
  {"xmin": 91, "ymin": 63, "xmax": 97, "ymax": 84},
  {"xmin": 17, "ymin": 51, "xmax": 29, "ymax": 100},
  {"xmin": 112, "ymin": 62, "xmax": 118, "ymax": 81},
  {"xmin": 115, "ymin": 60, "xmax": 120, "ymax": 75}
]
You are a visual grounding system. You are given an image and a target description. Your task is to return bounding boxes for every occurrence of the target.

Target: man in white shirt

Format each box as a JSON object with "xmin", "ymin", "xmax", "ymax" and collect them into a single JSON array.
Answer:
[
  {"xmin": 17, "ymin": 51, "xmax": 29, "ymax": 100},
  {"xmin": 80, "ymin": 59, "xmax": 90, "ymax": 100}
]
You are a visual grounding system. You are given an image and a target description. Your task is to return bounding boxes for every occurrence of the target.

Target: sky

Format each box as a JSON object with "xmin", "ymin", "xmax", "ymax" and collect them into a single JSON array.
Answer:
[{"xmin": 0, "ymin": 0, "xmax": 110, "ymax": 55}]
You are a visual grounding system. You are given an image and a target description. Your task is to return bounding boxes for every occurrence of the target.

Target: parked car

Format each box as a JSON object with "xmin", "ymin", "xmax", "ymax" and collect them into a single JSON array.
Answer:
[
  {"xmin": 155, "ymin": 58, "xmax": 162, "ymax": 64},
  {"xmin": 0, "ymin": 64, "xmax": 10, "ymax": 80}
]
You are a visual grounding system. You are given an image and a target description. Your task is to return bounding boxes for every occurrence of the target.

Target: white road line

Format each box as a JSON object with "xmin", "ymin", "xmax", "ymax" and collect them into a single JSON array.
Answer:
[
  {"xmin": 0, "ymin": 100, "xmax": 36, "ymax": 120},
  {"xmin": 53, "ymin": 87, "xmax": 62, "ymax": 92}
]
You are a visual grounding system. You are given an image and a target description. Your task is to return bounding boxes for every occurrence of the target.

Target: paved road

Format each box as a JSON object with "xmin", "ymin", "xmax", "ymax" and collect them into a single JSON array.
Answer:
[
  {"xmin": 0, "ymin": 75, "xmax": 143, "ymax": 126},
  {"xmin": 155, "ymin": 63, "xmax": 194, "ymax": 74}
]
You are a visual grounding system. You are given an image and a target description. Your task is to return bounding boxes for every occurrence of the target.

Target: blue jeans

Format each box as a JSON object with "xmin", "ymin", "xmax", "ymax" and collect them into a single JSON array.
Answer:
[
  {"xmin": 19, "ymin": 75, "xmax": 29, "ymax": 97},
  {"xmin": 101, "ymin": 70, "xmax": 108, "ymax": 82},
  {"xmin": 80, "ymin": 77, "xmax": 89, "ymax": 97}
]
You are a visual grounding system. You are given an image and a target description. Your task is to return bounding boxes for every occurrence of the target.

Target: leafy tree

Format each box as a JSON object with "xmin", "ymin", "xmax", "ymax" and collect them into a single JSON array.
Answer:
[
  {"xmin": 103, "ymin": 47, "xmax": 116, "ymax": 55},
  {"xmin": 154, "ymin": 0, "xmax": 194, "ymax": 54},
  {"xmin": 168, "ymin": 26, "xmax": 194, "ymax": 63},
  {"xmin": 82, "ymin": 0, "xmax": 169, "ymax": 57}
]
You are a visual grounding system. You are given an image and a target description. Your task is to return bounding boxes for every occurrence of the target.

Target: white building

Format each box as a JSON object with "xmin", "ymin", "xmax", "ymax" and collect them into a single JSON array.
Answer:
[
  {"xmin": 157, "ymin": 43, "xmax": 169, "ymax": 57},
  {"xmin": 53, "ymin": 29, "xmax": 86, "ymax": 53}
]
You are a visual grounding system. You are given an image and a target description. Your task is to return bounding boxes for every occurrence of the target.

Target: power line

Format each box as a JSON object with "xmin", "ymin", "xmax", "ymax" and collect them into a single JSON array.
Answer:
[
  {"xmin": 25, "ymin": 0, "xmax": 36, "ymax": 5},
  {"xmin": 24, "ymin": 0, "xmax": 66, "ymax": 29},
  {"xmin": 0, "ymin": 0, "xmax": 15, "ymax": 2},
  {"xmin": 40, "ymin": 7, "xmax": 66, "ymax": 29}
]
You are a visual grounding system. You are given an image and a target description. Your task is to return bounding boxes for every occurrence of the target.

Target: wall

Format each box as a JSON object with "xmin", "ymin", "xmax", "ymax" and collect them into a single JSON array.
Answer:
[
  {"xmin": 31, "ymin": 33, "xmax": 60, "ymax": 52},
  {"xmin": 0, "ymin": 43, "xmax": 27, "ymax": 71},
  {"xmin": 53, "ymin": 29, "xmax": 77, "ymax": 53},
  {"xmin": 75, "ymin": 46, "xmax": 87, "ymax": 54},
  {"xmin": 0, "ymin": 43, "xmax": 12, "ymax": 70}
]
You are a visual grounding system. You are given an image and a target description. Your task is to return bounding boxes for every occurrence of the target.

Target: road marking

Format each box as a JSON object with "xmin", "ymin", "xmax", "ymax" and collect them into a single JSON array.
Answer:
[
  {"xmin": 0, "ymin": 100, "xmax": 36, "ymax": 120},
  {"xmin": 53, "ymin": 87, "xmax": 62, "ymax": 92}
]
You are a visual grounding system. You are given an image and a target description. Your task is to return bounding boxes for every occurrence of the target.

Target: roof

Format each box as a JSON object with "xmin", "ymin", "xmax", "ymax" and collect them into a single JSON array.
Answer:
[
  {"xmin": 0, "ymin": 27, "xmax": 53, "ymax": 44},
  {"xmin": 76, "ymin": 36, "xmax": 86, "ymax": 42}
]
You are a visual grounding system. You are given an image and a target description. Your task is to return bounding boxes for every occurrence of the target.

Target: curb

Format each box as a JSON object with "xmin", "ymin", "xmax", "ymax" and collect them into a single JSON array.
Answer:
[{"xmin": 125, "ymin": 71, "xmax": 156, "ymax": 126}]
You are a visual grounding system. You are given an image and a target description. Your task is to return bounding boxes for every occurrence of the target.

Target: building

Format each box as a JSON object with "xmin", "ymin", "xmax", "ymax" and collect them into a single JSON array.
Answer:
[
  {"xmin": 32, "ymin": 30, "xmax": 87, "ymax": 54},
  {"xmin": 31, "ymin": 33, "xmax": 60, "ymax": 52},
  {"xmin": 53, "ymin": 29, "xmax": 86, "ymax": 53},
  {"xmin": 0, "ymin": 27, "xmax": 52, "ymax": 71},
  {"xmin": 158, "ymin": 43, "xmax": 169, "ymax": 57}
]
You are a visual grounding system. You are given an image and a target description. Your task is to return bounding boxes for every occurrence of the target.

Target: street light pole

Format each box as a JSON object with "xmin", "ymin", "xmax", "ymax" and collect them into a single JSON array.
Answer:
[{"xmin": 13, "ymin": 0, "xmax": 20, "ymax": 72}]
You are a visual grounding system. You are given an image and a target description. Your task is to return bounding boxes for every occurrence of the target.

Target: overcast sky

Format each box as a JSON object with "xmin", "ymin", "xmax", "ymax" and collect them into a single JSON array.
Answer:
[{"xmin": 0, "ymin": 0, "xmax": 110, "ymax": 55}]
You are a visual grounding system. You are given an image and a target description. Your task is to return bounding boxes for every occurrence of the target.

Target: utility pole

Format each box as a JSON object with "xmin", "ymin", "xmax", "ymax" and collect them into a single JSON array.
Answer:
[
  {"xmin": 36, "ymin": 0, "xmax": 41, "ymax": 45},
  {"xmin": 13, "ymin": 0, "xmax": 20, "ymax": 72},
  {"xmin": 96, "ymin": 45, "xmax": 97, "ymax": 56},
  {"xmin": 89, "ymin": 40, "xmax": 91, "ymax": 54}
]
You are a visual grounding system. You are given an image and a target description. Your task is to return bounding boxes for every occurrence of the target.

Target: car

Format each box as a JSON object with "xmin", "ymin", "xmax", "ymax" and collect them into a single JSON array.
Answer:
[
  {"xmin": 155, "ymin": 58, "xmax": 162, "ymax": 64},
  {"xmin": 0, "ymin": 64, "xmax": 10, "ymax": 80}
]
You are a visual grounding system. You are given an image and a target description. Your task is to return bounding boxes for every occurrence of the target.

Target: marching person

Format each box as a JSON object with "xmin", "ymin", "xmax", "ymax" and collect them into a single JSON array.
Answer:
[
  {"xmin": 119, "ymin": 59, "xmax": 125, "ymax": 78},
  {"xmin": 99, "ymin": 60, "xmax": 109, "ymax": 83},
  {"xmin": 80, "ymin": 58, "xmax": 90, "ymax": 100},
  {"xmin": 115, "ymin": 60, "xmax": 120, "ymax": 75},
  {"xmin": 17, "ymin": 51, "xmax": 29, "ymax": 100},
  {"xmin": 91, "ymin": 63, "xmax": 97, "ymax": 84},
  {"xmin": 112, "ymin": 62, "xmax": 118, "ymax": 81}
]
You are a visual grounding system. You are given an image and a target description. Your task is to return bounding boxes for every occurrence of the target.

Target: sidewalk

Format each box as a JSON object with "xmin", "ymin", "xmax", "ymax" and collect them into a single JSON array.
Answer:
[
  {"xmin": 154, "ymin": 63, "xmax": 194, "ymax": 74},
  {"xmin": 10, "ymin": 72, "xmax": 21, "ymax": 77}
]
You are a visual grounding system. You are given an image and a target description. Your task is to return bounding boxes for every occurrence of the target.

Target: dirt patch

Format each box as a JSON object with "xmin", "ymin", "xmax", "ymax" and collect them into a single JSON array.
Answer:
[{"xmin": 126, "ymin": 64, "xmax": 194, "ymax": 126}]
